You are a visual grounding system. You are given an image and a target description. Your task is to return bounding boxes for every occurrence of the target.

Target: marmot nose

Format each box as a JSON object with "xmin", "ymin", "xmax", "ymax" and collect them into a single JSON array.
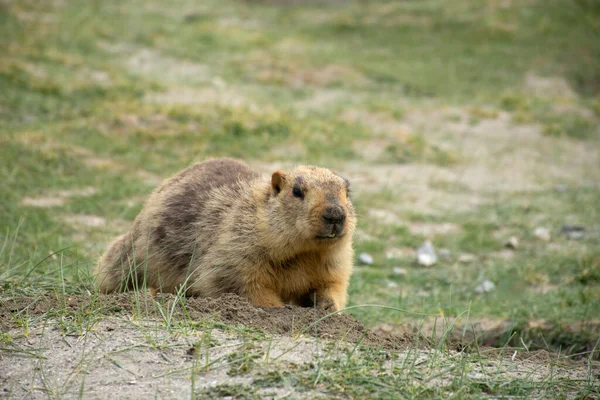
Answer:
[{"xmin": 322, "ymin": 206, "xmax": 346, "ymax": 225}]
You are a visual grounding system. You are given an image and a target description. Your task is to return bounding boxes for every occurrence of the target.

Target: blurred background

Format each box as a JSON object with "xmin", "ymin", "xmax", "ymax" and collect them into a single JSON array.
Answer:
[{"xmin": 1, "ymin": 0, "xmax": 599, "ymax": 357}]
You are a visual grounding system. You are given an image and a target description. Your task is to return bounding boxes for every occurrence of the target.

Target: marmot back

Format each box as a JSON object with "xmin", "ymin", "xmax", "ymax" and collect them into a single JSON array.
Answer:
[{"xmin": 96, "ymin": 158, "xmax": 356, "ymax": 311}]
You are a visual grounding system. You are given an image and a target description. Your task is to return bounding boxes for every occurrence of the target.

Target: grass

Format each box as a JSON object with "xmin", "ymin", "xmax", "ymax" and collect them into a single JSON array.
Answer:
[{"xmin": 1, "ymin": 0, "xmax": 599, "ymax": 397}]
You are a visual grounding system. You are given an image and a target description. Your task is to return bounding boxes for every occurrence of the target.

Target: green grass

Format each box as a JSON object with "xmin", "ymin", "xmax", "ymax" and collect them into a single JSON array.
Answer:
[
  {"xmin": 351, "ymin": 188, "xmax": 600, "ymax": 322},
  {"xmin": 1, "ymin": 0, "xmax": 599, "ymax": 397}
]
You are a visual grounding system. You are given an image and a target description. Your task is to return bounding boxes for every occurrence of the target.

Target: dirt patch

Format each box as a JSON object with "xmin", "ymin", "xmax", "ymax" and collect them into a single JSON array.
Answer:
[
  {"xmin": 342, "ymin": 106, "xmax": 599, "ymax": 206},
  {"xmin": 366, "ymin": 210, "xmax": 460, "ymax": 237},
  {"xmin": 336, "ymin": 104, "xmax": 600, "ymax": 216},
  {"xmin": 0, "ymin": 318, "xmax": 335, "ymax": 399},
  {"xmin": 146, "ymin": 87, "xmax": 247, "ymax": 107},
  {"xmin": 20, "ymin": 196, "xmax": 65, "ymax": 207},
  {"xmin": 1, "ymin": 299, "xmax": 597, "ymax": 398},
  {"xmin": 250, "ymin": 58, "xmax": 371, "ymax": 89},
  {"xmin": 525, "ymin": 72, "xmax": 577, "ymax": 99},
  {"xmin": 1, "ymin": 293, "xmax": 419, "ymax": 399},
  {"xmin": 294, "ymin": 88, "xmax": 361, "ymax": 112},
  {"xmin": 407, "ymin": 222, "xmax": 461, "ymax": 237},
  {"xmin": 340, "ymin": 109, "xmax": 409, "ymax": 139},
  {"xmin": 376, "ymin": 317, "xmax": 600, "ymax": 360},
  {"xmin": 97, "ymin": 42, "xmax": 213, "ymax": 85},
  {"xmin": 64, "ymin": 215, "xmax": 107, "ymax": 228},
  {"xmin": 7, "ymin": 294, "xmax": 597, "ymax": 361},
  {"xmin": 126, "ymin": 48, "xmax": 211, "ymax": 85},
  {"xmin": 82, "ymin": 156, "xmax": 118, "ymax": 169},
  {"xmin": 135, "ymin": 170, "xmax": 163, "ymax": 186},
  {"xmin": 403, "ymin": 107, "xmax": 600, "ymax": 190},
  {"xmin": 21, "ymin": 187, "xmax": 97, "ymax": 208},
  {"xmin": 367, "ymin": 208, "xmax": 403, "ymax": 225},
  {"xmin": 343, "ymin": 161, "xmax": 486, "ymax": 215},
  {"xmin": 0, "ymin": 293, "xmax": 415, "ymax": 351}
]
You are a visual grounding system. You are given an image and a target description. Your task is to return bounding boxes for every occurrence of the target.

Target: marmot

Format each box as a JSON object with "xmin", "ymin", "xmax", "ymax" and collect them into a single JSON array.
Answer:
[{"xmin": 95, "ymin": 158, "xmax": 356, "ymax": 311}]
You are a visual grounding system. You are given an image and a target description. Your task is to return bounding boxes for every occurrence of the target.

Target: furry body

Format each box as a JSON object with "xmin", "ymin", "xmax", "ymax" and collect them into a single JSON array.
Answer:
[{"xmin": 96, "ymin": 158, "xmax": 356, "ymax": 310}]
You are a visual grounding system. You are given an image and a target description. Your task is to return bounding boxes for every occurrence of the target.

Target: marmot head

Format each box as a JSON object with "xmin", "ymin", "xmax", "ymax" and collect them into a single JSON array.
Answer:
[{"xmin": 269, "ymin": 165, "xmax": 356, "ymax": 245}]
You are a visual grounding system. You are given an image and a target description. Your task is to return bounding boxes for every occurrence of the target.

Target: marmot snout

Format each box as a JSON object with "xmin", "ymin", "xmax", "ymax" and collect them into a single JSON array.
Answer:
[{"xmin": 96, "ymin": 158, "xmax": 356, "ymax": 311}]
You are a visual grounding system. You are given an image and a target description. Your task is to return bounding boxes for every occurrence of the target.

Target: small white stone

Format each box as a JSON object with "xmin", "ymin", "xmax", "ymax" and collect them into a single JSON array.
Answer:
[
  {"xmin": 392, "ymin": 267, "xmax": 408, "ymax": 276},
  {"xmin": 533, "ymin": 227, "xmax": 551, "ymax": 241},
  {"xmin": 418, "ymin": 253, "xmax": 436, "ymax": 266},
  {"xmin": 416, "ymin": 241, "xmax": 437, "ymax": 267},
  {"xmin": 505, "ymin": 236, "xmax": 519, "ymax": 249},
  {"xmin": 358, "ymin": 252, "xmax": 374, "ymax": 265},
  {"xmin": 475, "ymin": 280, "xmax": 496, "ymax": 293},
  {"xmin": 377, "ymin": 323, "xmax": 394, "ymax": 333},
  {"xmin": 386, "ymin": 281, "xmax": 399, "ymax": 288}
]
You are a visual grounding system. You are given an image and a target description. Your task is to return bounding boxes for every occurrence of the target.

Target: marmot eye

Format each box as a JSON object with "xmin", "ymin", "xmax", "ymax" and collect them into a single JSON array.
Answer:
[{"xmin": 292, "ymin": 186, "xmax": 304, "ymax": 199}]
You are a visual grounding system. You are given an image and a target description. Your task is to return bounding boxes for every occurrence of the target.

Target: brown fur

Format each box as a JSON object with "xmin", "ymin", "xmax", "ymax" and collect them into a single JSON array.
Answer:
[{"xmin": 95, "ymin": 158, "xmax": 356, "ymax": 311}]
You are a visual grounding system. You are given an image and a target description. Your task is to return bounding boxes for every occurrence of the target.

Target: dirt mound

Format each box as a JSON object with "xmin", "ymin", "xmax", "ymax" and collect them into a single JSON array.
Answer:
[{"xmin": 0, "ymin": 293, "xmax": 417, "ymax": 350}]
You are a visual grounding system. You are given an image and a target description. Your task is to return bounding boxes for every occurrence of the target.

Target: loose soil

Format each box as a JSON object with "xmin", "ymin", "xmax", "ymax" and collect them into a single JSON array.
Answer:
[
  {"xmin": 0, "ymin": 293, "xmax": 418, "ymax": 398},
  {"xmin": 3, "ymin": 293, "xmax": 593, "ymax": 361},
  {"xmin": 377, "ymin": 317, "xmax": 600, "ymax": 361},
  {"xmin": 0, "ymin": 293, "xmax": 415, "ymax": 350},
  {"xmin": 2, "ymin": 294, "xmax": 597, "ymax": 399},
  {"xmin": 1, "ymin": 318, "xmax": 335, "ymax": 399}
]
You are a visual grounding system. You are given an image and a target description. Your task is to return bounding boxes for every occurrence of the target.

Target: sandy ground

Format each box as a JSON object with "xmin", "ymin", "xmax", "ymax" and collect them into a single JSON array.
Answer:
[{"xmin": 1, "ymin": 294, "xmax": 597, "ymax": 399}]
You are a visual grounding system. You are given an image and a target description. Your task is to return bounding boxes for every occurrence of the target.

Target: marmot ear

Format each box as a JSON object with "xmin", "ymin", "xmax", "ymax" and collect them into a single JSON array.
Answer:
[
  {"xmin": 332, "ymin": 170, "xmax": 350, "ymax": 189},
  {"xmin": 271, "ymin": 170, "xmax": 285, "ymax": 195}
]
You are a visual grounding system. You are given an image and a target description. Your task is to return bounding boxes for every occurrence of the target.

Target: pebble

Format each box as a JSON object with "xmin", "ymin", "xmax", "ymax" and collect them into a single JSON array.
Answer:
[
  {"xmin": 458, "ymin": 253, "xmax": 476, "ymax": 263},
  {"xmin": 505, "ymin": 236, "xmax": 519, "ymax": 249},
  {"xmin": 561, "ymin": 225, "xmax": 585, "ymax": 240},
  {"xmin": 358, "ymin": 252, "xmax": 374, "ymax": 265},
  {"xmin": 416, "ymin": 241, "xmax": 437, "ymax": 267},
  {"xmin": 386, "ymin": 281, "xmax": 399, "ymax": 288},
  {"xmin": 392, "ymin": 267, "xmax": 408, "ymax": 276},
  {"xmin": 533, "ymin": 227, "xmax": 551, "ymax": 241},
  {"xmin": 376, "ymin": 323, "xmax": 394, "ymax": 333},
  {"xmin": 475, "ymin": 280, "xmax": 496, "ymax": 294}
]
